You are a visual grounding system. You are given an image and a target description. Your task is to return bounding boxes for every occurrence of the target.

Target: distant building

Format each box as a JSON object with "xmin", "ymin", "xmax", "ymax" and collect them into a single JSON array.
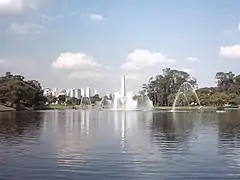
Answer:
[
  {"xmin": 52, "ymin": 88, "xmax": 59, "ymax": 97},
  {"xmin": 81, "ymin": 88, "xmax": 85, "ymax": 97},
  {"xmin": 69, "ymin": 88, "xmax": 77, "ymax": 98},
  {"xmin": 66, "ymin": 89, "xmax": 71, "ymax": 97},
  {"xmin": 76, "ymin": 89, "xmax": 81, "ymax": 99},
  {"xmin": 86, "ymin": 87, "xmax": 91, "ymax": 97},
  {"xmin": 43, "ymin": 88, "xmax": 52, "ymax": 96}
]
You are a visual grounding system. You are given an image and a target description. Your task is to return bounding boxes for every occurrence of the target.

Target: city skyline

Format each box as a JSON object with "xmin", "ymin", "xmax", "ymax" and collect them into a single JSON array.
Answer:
[
  {"xmin": 43, "ymin": 86, "xmax": 99, "ymax": 98},
  {"xmin": 0, "ymin": 0, "xmax": 240, "ymax": 94}
]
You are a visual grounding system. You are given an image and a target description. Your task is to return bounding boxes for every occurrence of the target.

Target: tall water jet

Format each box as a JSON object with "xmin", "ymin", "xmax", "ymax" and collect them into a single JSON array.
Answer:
[
  {"xmin": 172, "ymin": 82, "xmax": 202, "ymax": 112},
  {"xmin": 112, "ymin": 75, "xmax": 138, "ymax": 110},
  {"xmin": 99, "ymin": 75, "xmax": 153, "ymax": 111}
]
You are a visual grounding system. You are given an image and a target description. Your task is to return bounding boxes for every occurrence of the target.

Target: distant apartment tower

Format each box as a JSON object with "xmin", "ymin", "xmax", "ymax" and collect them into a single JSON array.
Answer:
[
  {"xmin": 76, "ymin": 89, "xmax": 81, "ymax": 99},
  {"xmin": 66, "ymin": 89, "xmax": 70, "ymax": 97},
  {"xmin": 81, "ymin": 88, "xmax": 85, "ymax": 97},
  {"xmin": 52, "ymin": 88, "xmax": 59, "ymax": 97},
  {"xmin": 69, "ymin": 88, "xmax": 75, "ymax": 98},
  {"xmin": 85, "ymin": 87, "xmax": 91, "ymax": 97}
]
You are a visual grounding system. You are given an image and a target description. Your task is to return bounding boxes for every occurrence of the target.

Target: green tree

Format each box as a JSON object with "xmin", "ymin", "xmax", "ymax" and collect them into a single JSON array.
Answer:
[
  {"xmin": 0, "ymin": 72, "xmax": 47, "ymax": 109},
  {"xmin": 58, "ymin": 95, "xmax": 66, "ymax": 104},
  {"xmin": 141, "ymin": 68, "xmax": 197, "ymax": 106}
]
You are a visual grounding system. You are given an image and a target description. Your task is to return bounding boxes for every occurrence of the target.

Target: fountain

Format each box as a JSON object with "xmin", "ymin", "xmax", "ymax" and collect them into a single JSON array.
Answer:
[
  {"xmin": 112, "ymin": 75, "xmax": 138, "ymax": 110},
  {"xmin": 111, "ymin": 75, "xmax": 153, "ymax": 111},
  {"xmin": 137, "ymin": 91, "xmax": 154, "ymax": 110},
  {"xmin": 80, "ymin": 96, "xmax": 92, "ymax": 109},
  {"xmin": 171, "ymin": 82, "xmax": 202, "ymax": 112}
]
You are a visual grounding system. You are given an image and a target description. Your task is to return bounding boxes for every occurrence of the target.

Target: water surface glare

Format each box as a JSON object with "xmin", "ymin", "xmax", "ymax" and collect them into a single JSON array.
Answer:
[{"xmin": 1, "ymin": 110, "xmax": 240, "ymax": 179}]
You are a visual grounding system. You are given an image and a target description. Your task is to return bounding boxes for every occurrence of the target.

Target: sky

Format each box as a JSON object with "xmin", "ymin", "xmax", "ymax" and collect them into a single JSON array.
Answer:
[{"xmin": 0, "ymin": 0, "xmax": 240, "ymax": 95}]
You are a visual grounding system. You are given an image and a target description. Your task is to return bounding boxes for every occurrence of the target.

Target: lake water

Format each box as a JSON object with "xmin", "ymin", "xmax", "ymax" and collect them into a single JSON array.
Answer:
[{"xmin": 0, "ymin": 110, "xmax": 240, "ymax": 179}]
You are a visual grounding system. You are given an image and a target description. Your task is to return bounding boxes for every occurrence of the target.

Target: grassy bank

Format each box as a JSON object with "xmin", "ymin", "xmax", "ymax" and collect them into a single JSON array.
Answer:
[
  {"xmin": 0, "ymin": 105, "xmax": 15, "ymax": 112},
  {"xmin": 48, "ymin": 104, "xmax": 93, "ymax": 110},
  {"xmin": 45, "ymin": 104, "xmax": 240, "ymax": 111},
  {"xmin": 153, "ymin": 106, "xmax": 240, "ymax": 110},
  {"xmin": 153, "ymin": 106, "xmax": 215, "ymax": 110},
  {"xmin": 48, "ymin": 104, "xmax": 73, "ymax": 110}
]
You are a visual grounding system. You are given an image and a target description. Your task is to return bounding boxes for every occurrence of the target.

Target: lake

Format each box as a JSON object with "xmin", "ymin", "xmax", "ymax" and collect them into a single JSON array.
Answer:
[{"xmin": 0, "ymin": 110, "xmax": 240, "ymax": 179}]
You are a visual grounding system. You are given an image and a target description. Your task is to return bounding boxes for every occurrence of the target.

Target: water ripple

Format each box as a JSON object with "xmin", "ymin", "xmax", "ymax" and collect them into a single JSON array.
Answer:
[{"xmin": 0, "ymin": 110, "xmax": 240, "ymax": 179}]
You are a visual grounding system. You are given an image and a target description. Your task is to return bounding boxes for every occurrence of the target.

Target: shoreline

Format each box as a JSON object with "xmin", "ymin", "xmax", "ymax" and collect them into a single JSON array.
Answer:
[
  {"xmin": 0, "ymin": 104, "xmax": 239, "ymax": 112},
  {"xmin": 0, "ymin": 105, "xmax": 15, "ymax": 112}
]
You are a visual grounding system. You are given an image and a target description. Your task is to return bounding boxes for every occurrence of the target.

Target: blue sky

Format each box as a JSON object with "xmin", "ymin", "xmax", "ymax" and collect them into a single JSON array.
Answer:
[{"xmin": 0, "ymin": 0, "xmax": 240, "ymax": 94}]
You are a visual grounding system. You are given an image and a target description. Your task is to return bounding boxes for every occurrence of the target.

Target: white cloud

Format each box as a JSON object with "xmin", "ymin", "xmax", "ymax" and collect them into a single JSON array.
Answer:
[
  {"xmin": 0, "ymin": 0, "xmax": 37, "ymax": 14},
  {"xmin": 52, "ymin": 52, "xmax": 112, "ymax": 81},
  {"xmin": 88, "ymin": 13, "xmax": 104, "ymax": 21},
  {"xmin": 121, "ymin": 49, "xmax": 176, "ymax": 71},
  {"xmin": 52, "ymin": 52, "xmax": 101, "ymax": 70},
  {"xmin": 238, "ymin": 23, "xmax": 240, "ymax": 31},
  {"xmin": 7, "ymin": 22, "xmax": 44, "ymax": 34},
  {"xmin": 186, "ymin": 57, "xmax": 199, "ymax": 62},
  {"xmin": 219, "ymin": 45, "xmax": 240, "ymax": 59}
]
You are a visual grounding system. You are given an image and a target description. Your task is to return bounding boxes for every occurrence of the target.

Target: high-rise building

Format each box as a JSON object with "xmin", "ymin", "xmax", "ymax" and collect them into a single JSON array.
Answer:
[
  {"xmin": 52, "ymin": 88, "xmax": 59, "ymax": 97},
  {"xmin": 70, "ymin": 88, "xmax": 75, "ymax": 98},
  {"xmin": 85, "ymin": 87, "xmax": 91, "ymax": 97},
  {"xmin": 76, "ymin": 89, "xmax": 81, "ymax": 99},
  {"xmin": 66, "ymin": 89, "xmax": 71, "ymax": 97},
  {"xmin": 81, "ymin": 88, "xmax": 85, "ymax": 97}
]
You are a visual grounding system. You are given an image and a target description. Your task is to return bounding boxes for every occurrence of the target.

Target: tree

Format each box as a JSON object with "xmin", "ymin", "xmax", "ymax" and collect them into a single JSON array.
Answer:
[
  {"xmin": 209, "ymin": 92, "xmax": 228, "ymax": 106},
  {"xmin": 141, "ymin": 68, "xmax": 197, "ymax": 106},
  {"xmin": 0, "ymin": 72, "xmax": 47, "ymax": 109},
  {"xmin": 215, "ymin": 71, "xmax": 239, "ymax": 94},
  {"xmin": 58, "ymin": 95, "xmax": 66, "ymax": 104},
  {"xmin": 91, "ymin": 94, "xmax": 101, "ymax": 104}
]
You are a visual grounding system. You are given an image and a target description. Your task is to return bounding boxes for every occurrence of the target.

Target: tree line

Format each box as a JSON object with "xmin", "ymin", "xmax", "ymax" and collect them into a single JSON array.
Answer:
[
  {"xmin": 0, "ymin": 72, "xmax": 47, "ymax": 110},
  {"xmin": 1, "ymin": 70, "xmax": 240, "ymax": 110},
  {"xmin": 46, "ymin": 94, "xmax": 102, "ymax": 106},
  {"xmin": 138, "ymin": 68, "xmax": 240, "ymax": 107},
  {"xmin": 0, "ymin": 72, "xmax": 105, "ymax": 109}
]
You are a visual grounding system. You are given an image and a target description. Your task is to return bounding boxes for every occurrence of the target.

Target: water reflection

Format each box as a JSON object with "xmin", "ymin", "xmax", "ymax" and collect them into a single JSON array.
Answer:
[
  {"xmin": 218, "ymin": 111, "xmax": 240, "ymax": 167},
  {"xmin": 1, "ymin": 110, "xmax": 240, "ymax": 179},
  {"xmin": 0, "ymin": 111, "xmax": 43, "ymax": 143},
  {"xmin": 150, "ymin": 112, "xmax": 195, "ymax": 151}
]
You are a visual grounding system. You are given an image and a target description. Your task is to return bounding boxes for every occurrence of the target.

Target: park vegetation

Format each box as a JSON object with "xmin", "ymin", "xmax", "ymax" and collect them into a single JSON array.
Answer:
[
  {"xmin": 46, "ymin": 94, "xmax": 102, "ymax": 106},
  {"xmin": 137, "ymin": 68, "xmax": 240, "ymax": 107},
  {"xmin": 1, "ymin": 69, "xmax": 240, "ymax": 110},
  {"xmin": 0, "ymin": 72, "xmax": 47, "ymax": 110}
]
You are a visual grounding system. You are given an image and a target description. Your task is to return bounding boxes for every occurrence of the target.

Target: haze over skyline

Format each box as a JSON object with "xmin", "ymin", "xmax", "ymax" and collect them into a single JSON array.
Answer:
[{"xmin": 0, "ymin": 0, "xmax": 240, "ymax": 94}]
